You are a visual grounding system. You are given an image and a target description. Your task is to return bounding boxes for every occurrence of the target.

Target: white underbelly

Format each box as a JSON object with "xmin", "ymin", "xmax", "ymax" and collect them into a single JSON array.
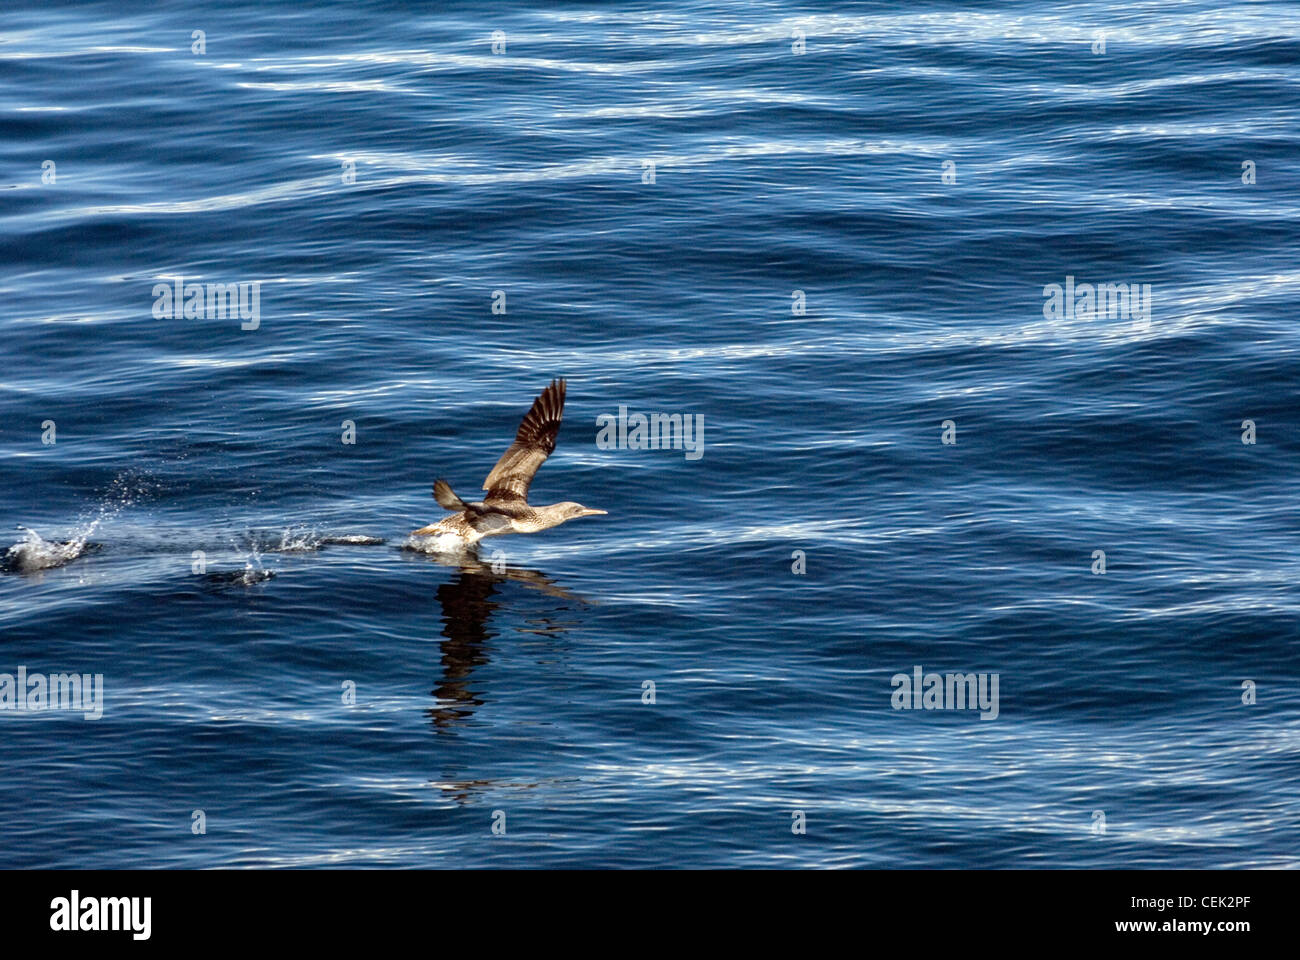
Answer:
[{"xmin": 405, "ymin": 531, "xmax": 473, "ymax": 554}]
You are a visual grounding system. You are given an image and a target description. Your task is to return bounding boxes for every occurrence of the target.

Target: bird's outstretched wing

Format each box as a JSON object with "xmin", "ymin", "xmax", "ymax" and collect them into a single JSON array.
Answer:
[{"xmin": 481, "ymin": 378, "xmax": 565, "ymax": 504}]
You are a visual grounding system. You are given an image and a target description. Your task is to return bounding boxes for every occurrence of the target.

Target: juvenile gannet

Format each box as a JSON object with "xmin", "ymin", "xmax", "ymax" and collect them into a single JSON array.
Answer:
[{"xmin": 410, "ymin": 378, "xmax": 606, "ymax": 549}]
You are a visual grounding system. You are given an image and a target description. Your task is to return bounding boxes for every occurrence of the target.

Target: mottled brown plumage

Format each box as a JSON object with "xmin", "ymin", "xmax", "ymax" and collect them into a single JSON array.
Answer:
[{"xmin": 410, "ymin": 379, "xmax": 605, "ymax": 548}]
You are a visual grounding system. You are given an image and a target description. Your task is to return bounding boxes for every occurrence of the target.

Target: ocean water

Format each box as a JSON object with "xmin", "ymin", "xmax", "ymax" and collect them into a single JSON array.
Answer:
[{"xmin": 1, "ymin": 0, "xmax": 1298, "ymax": 869}]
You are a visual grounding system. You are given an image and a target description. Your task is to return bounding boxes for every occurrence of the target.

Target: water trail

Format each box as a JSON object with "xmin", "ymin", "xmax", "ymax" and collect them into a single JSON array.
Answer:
[
  {"xmin": 257, "ymin": 526, "xmax": 387, "ymax": 552},
  {"xmin": 4, "ymin": 474, "xmax": 388, "ymax": 578},
  {"xmin": 197, "ymin": 528, "xmax": 386, "ymax": 586}
]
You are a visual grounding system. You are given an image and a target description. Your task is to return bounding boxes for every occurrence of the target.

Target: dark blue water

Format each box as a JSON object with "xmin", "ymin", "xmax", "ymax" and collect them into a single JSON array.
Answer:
[{"xmin": 2, "ymin": 0, "xmax": 1298, "ymax": 868}]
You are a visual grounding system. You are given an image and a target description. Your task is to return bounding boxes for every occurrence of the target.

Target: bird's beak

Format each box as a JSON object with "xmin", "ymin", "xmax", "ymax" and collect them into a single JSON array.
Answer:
[{"xmin": 580, "ymin": 508, "xmax": 607, "ymax": 517}]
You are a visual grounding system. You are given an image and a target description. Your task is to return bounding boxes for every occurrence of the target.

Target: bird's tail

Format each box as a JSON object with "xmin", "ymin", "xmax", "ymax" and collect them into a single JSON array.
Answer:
[{"xmin": 432, "ymin": 479, "xmax": 467, "ymax": 512}]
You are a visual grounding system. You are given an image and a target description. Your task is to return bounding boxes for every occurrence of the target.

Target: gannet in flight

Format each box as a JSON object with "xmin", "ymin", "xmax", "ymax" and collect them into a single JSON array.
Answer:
[{"xmin": 410, "ymin": 379, "xmax": 605, "ymax": 550}]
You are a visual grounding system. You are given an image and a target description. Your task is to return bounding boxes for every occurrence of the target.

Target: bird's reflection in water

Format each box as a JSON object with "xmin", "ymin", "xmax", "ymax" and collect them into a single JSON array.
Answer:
[{"xmin": 412, "ymin": 550, "xmax": 589, "ymax": 730}]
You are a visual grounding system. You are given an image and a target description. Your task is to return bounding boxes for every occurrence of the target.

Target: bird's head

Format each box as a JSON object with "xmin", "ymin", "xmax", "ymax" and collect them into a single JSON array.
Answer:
[{"xmin": 556, "ymin": 501, "xmax": 607, "ymax": 520}]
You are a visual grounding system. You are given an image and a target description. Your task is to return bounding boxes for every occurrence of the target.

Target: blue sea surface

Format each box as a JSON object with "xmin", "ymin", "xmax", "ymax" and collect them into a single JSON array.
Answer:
[{"xmin": 1, "ymin": 1, "xmax": 1298, "ymax": 868}]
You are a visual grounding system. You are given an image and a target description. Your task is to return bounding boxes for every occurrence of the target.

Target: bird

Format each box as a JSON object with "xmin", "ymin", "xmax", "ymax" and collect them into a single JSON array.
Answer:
[{"xmin": 409, "ymin": 378, "xmax": 606, "ymax": 550}]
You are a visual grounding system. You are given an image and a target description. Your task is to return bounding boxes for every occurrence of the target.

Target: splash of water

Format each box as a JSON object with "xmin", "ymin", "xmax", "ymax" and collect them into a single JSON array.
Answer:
[
  {"xmin": 3, "ymin": 470, "xmax": 148, "ymax": 573},
  {"xmin": 2, "ymin": 525, "xmax": 97, "ymax": 573}
]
